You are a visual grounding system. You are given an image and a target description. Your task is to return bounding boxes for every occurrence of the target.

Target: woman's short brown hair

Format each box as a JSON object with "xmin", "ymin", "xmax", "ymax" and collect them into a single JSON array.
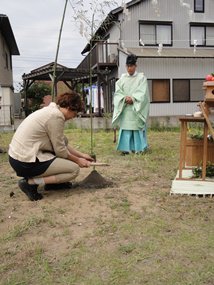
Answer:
[{"xmin": 56, "ymin": 91, "xmax": 82, "ymax": 112}]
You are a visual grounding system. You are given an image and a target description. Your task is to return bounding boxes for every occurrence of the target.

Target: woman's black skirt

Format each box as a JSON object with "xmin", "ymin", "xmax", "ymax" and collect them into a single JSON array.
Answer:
[{"xmin": 9, "ymin": 156, "xmax": 56, "ymax": 178}]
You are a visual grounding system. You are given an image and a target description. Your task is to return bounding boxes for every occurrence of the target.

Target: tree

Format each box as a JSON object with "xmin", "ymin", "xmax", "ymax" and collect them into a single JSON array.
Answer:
[
  {"xmin": 26, "ymin": 82, "xmax": 51, "ymax": 113},
  {"xmin": 69, "ymin": 0, "xmax": 117, "ymax": 40},
  {"xmin": 68, "ymin": 0, "xmax": 119, "ymax": 156}
]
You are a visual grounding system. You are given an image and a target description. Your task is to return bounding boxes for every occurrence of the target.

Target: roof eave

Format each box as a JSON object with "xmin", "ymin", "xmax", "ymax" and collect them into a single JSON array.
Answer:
[
  {"xmin": 81, "ymin": 0, "xmax": 143, "ymax": 55},
  {"xmin": 0, "ymin": 14, "xmax": 20, "ymax": 55}
]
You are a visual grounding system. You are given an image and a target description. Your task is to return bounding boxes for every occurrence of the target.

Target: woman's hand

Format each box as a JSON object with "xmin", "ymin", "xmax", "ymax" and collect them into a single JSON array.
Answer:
[
  {"xmin": 67, "ymin": 146, "xmax": 95, "ymax": 164},
  {"xmin": 82, "ymin": 153, "xmax": 95, "ymax": 162},
  {"xmin": 77, "ymin": 157, "xmax": 91, "ymax": 168}
]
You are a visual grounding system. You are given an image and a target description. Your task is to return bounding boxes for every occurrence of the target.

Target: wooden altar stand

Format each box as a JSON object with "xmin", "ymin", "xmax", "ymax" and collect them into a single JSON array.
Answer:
[
  {"xmin": 171, "ymin": 82, "xmax": 214, "ymax": 196},
  {"xmin": 177, "ymin": 116, "xmax": 209, "ymax": 181}
]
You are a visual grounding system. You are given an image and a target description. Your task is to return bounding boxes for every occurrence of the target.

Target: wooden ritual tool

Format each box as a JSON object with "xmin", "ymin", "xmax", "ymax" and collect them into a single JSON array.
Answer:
[{"xmin": 90, "ymin": 162, "xmax": 110, "ymax": 166}]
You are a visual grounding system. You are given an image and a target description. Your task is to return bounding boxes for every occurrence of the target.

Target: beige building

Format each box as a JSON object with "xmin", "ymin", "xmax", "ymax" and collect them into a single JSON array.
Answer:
[
  {"xmin": 0, "ymin": 14, "xmax": 19, "ymax": 129},
  {"xmin": 22, "ymin": 0, "xmax": 214, "ymax": 126},
  {"xmin": 77, "ymin": 0, "xmax": 214, "ymax": 125}
]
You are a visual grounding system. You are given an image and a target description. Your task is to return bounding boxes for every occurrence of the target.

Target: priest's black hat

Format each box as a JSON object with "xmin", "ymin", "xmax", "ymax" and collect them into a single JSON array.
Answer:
[{"xmin": 126, "ymin": 54, "xmax": 137, "ymax": 65}]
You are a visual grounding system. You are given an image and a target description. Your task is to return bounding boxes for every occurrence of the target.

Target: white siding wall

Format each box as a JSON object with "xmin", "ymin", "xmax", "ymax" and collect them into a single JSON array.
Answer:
[
  {"xmin": 149, "ymin": 102, "xmax": 199, "ymax": 117},
  {"xmin": 109, "ymin": 25, "xmax": 121, "ymax": 43},
  {"xmin": 118, "ymin": 55, "xmax": 214, "ymax": 81},
  {"xmin": 117, "ymin": 52, "xmax": 213, "ymax": 118},
  {"xmin": 140, "ymin": 57, "xmax": 213, "ymax": 117},
  {"xmin": 0, "ymin": 32, "xmax": 13, "ymax": 86},
  {"xmin": 115, "ymin": 0, "xmax": 214, "ymax": 120},
  {"xmin": 118, "ymin": 51, "xmax": 127, "ymax": 75},
  {"xmin": 140, "ymin": 57, "xmax": 214, "ymax": 79},
  {"xmin": 119, "ymin": 0, "xmax": 214, "ymax": 49}
]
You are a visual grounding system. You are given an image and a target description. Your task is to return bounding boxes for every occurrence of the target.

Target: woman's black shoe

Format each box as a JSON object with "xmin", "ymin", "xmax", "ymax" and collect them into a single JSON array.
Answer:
[
  {"xmin": 18, "ymin": 179, "xmax": 43, "ymax": 201},
  {"xmin": 44, "ymin": 182, "xmax": 73, "ymax": 191}
]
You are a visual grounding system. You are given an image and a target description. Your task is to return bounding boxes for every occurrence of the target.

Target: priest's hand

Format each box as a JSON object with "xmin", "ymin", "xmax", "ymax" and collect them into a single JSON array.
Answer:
[{"xmin": 125, "ymin": 96, "xmax": 133, "ymax": 104}]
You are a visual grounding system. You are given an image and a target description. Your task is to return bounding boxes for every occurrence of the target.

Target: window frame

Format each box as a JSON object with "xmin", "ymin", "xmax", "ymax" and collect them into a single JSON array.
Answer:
[
  {"xmin": 173, "ymin": 79, "xmax": 190, "ymax": 103},
  {"xmin": 190, "ymin": 22, "xmax": 214, "ymax": 47},
  {"xmin": 194, "ymin": 0, "xmax": 204, "ymax": 13},
  {"xmin": 139, "ymin": 20, "xmax": 173, "ymax": 47},
  {"xmin": 173, "ymin": 79, "xmax": 204, "ymax": 103},
  {"xmin": 148, "ymin": 79, "xmax": 171, "ymax": 103}
]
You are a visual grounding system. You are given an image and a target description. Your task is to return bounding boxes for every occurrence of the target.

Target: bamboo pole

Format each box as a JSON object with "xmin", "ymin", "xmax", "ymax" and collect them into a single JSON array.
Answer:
[
  {"xmin": 52, "ymin": 0, "xmax": 68, "ymax": 101},
  {"xmin": 89, "ymin": 13, "xmax": 95, "ymax": 158}
]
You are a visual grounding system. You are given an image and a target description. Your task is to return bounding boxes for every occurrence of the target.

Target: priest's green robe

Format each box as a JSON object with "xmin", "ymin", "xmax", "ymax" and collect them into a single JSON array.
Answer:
[{"xmin": 112, "ymin": 72, "xmax": 150, "ymax": 152}]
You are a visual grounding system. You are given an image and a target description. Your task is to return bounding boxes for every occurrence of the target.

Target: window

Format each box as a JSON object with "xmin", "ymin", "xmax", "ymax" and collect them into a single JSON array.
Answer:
[
  {"xmin": 173, "ymin": 79, "xmax": 204, "ymax": 102},
  {"xmin": 148, "ymin": 79, "xmax": 170, "ymax": 103},
  {"xmin": 173, "ymin": 80, "xmax": 190, "ymax": 102},
  {"xmin": 190, "ymin": 26, "xmax": 205, "ymax": 45},
  {"xmin": 139, "ymin": 21, "xmax": 172, "ymax": 46},
  {"xmin": 194, "ymin": 0, "xmax": 204, "ymax": 13},
  {"xmin": 190, "ymin": 24, "xmax": 214, "ymax": 46},
  {"xmin": 190, "ymin": 80, "xmax": 204, "ymax": 101},
  {"xmin": 206, "ymin": 26, "xmax": 214, "ymax": 46}
]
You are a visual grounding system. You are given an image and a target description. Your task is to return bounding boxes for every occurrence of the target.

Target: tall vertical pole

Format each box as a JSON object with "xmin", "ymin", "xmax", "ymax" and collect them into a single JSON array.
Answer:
[
  {"xmin": 89, "ymin": 13, "xmax": 95, "ymax": 157},
  {"xmin": 52, "ymin": 0, "xmax": 68, "ymax": 101}
]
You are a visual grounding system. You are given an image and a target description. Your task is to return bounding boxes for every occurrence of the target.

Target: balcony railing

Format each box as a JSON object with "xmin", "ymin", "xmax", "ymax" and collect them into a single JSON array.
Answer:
[{"xmin": 78, "ymin": 42, "xmax": 118, "ymax": 71}]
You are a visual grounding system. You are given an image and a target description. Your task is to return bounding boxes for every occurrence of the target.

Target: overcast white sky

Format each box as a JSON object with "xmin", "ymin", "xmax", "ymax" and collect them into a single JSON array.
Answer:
[{"xmin": 1, "ymin": 0, "xmax": 125, "ymax": 91}]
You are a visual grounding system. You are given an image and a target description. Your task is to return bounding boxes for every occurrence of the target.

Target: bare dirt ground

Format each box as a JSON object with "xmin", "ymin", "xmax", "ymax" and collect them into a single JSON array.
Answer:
[{"xmin": 0, "ymin": 129, "xmax": 213, "ymax": 285}]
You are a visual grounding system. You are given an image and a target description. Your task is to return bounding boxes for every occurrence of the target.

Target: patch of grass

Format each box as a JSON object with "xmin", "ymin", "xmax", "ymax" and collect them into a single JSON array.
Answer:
[
  {"xmin": 0, "ymin": 128, "xmax": 214, "ymax": 285},
  {"xmin": 118, "ymin": 243, "xmax": 136, "ymax": 254},
  {"xmin": 1, "ymin": 216, "xmax": 47, "ymax": 241}
]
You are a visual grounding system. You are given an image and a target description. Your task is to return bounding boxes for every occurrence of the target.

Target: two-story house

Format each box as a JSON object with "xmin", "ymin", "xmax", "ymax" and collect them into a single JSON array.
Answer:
[
  {"xmin": 77, "ymin": 0, "xmax": 214, "ymax": 126},
  {"xmin": 0, "ymin": 14, "xmax": 19, "ymax": 129}
]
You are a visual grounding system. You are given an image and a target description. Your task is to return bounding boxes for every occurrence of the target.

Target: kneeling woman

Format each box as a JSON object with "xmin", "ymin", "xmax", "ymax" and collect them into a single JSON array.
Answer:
[{"xmin": 8, "ymin": 91, "xmax": 94, "ymax": 201}]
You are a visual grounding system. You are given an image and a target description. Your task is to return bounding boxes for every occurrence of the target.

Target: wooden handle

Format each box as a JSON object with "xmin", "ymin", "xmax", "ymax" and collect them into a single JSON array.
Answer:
[{"xmin": 90, "ymin": 162, "xmax": 110, "ymax": 166}]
